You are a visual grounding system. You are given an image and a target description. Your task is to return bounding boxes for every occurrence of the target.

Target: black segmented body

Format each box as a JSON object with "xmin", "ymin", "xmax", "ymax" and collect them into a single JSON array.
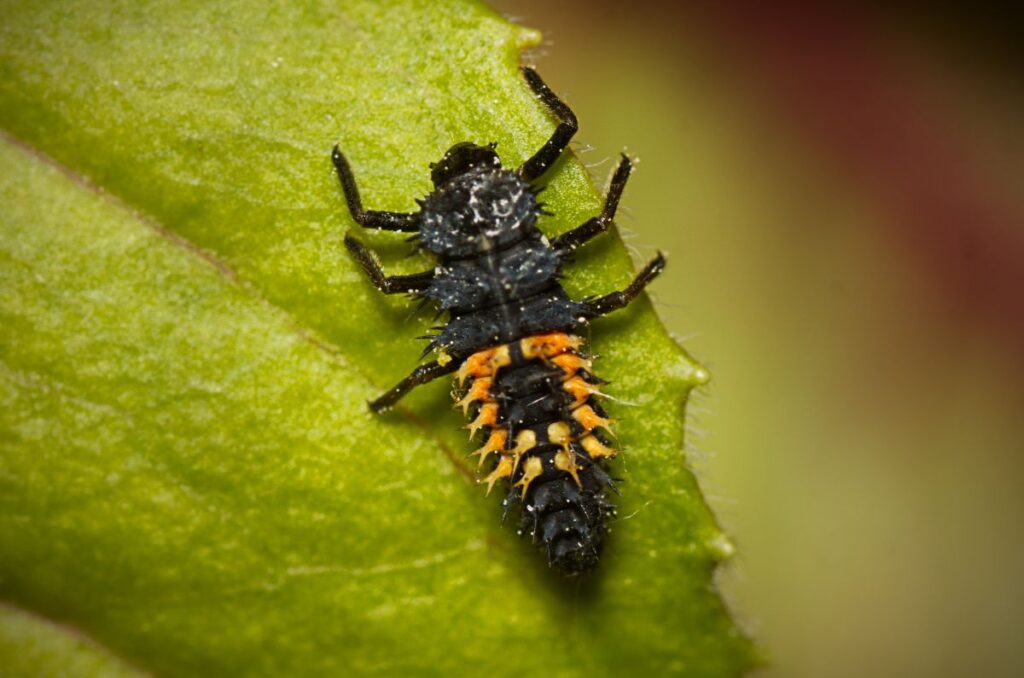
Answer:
[
  {"xmin": 334, "ymin": 67, "xmax": 665, "ymax": 575},
  {"xmin": 420, "ymin": 166, "xmax": 613, "ymax": 572}
]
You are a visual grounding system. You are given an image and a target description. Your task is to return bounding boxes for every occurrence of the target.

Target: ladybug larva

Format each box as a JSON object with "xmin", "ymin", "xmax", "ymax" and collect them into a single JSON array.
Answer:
[{"xmin": 334, "ymin": 67, "xmax": 664, "ymax": 575}]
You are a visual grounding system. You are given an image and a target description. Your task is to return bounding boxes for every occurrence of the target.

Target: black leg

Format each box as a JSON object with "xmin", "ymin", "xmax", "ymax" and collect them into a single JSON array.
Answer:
[
  {"xmin": 581, "ymin": 253, "xmax": 666, "ymax": 319},
  {"xmin": 369, "ymin": 361, "xmax": 458, "ymax": 412},
  {"xmin": 332, "ymin": 145, "xmax": 420, "ymax": 232},
  {"xmin": 552, "ymin": 154, "xmax": 632, "ymax": 253},
  {"xmin": 345, "ymin": 232, "xmax": 434, "ymax": 294},
  {"xmin": 518, "ymin": 67, "xmax": 579, "ymax": 183}
]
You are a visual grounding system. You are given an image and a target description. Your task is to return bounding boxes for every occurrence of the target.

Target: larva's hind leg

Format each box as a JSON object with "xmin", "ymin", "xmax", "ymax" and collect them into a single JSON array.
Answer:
[
  {"xmin": 368, "ymin": 361, "xmax": 458, "ymax": 413},
  {"xmin": 581, "ymin": 253, "xmax": 666, "ymax": 319}
]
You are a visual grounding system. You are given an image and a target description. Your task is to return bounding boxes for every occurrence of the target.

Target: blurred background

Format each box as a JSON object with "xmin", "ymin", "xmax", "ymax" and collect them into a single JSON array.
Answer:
[{"xmin": 491, "ymin": 2, "xmax": 1024, "ymax": 677}]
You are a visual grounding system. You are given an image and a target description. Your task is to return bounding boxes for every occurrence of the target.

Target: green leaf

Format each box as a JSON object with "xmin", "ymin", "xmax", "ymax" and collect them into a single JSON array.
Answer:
[
  {"xmin": 0, "ymin": 604, "xmax": 144, "ymax": 678},
  {"xmin": 0, "ymin": 0, "xmax": 757, "ymax": 675}
]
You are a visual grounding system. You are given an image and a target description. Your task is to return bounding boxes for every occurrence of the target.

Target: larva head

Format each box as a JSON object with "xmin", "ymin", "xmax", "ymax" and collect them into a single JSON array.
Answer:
[{"xmin": 429, "ymin": 142, "xmax": 501, "ymax": 188}]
